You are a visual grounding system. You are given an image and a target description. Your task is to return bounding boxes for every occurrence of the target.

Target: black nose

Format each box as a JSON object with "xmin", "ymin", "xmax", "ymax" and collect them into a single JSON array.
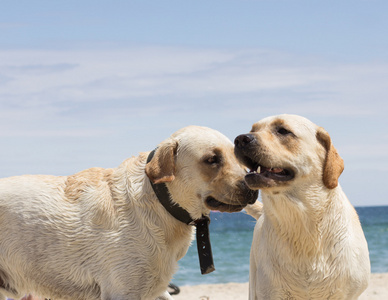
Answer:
[{"xmin": 234, "ymin": 134, "xmax": 255, "ymax": 148}]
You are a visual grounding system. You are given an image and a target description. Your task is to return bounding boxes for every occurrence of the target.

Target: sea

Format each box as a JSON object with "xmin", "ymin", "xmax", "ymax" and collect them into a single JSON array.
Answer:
[{"xmin": 173, "ymin": 206, "xmax": 388, "ymax": 286}]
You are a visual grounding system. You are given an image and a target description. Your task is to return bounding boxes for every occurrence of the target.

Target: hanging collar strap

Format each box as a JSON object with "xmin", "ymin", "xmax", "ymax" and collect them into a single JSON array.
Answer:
[{"xmin": 146, "ymin": 149, "xmax": 215, "ymax": 274}]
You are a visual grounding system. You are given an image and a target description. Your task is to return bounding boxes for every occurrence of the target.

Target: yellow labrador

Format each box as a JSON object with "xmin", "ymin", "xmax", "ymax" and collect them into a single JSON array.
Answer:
[
  {"xmin": 235, "ymin": 114, "xmax": 370, "ymax": 300},
  {"xmin": 0, "ymin": 126, "xmax": 257, "ymax": 300}
]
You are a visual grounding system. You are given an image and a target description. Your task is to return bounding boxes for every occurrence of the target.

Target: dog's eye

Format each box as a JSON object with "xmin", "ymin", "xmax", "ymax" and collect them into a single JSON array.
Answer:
[
  {"xmin": 277, "ymin": 127, "xmax": 293, "ymax": 136},
  {"xmin": 204, "ymin": 155, "xmax": 220, "ymax": 165}
]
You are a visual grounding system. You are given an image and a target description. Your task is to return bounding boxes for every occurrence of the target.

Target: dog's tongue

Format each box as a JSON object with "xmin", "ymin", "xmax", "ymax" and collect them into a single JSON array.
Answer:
[
  {"xmin": 261, "ymin": 167, "xmax": 283, "ymax": 173},
  {"xmin": 257, "ymin": 166, "xmax": 285, "ymax": 174},
  {"xmin": 270, "ymin": 168, "xmax": 284, "ymax": 173}
]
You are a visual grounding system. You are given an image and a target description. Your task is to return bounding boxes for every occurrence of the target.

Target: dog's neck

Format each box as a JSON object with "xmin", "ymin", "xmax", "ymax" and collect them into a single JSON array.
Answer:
[
  {"xmin": 146, "ymin": 149, "xmax": 201, "ymax": 225},
  {"xmin": 261, "ymin": 185, "xmax": 344, "ymax": 256}
]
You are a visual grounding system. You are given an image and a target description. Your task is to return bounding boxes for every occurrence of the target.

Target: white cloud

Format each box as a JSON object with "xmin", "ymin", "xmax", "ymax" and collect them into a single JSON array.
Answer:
[
  {"xmin": 0, "ymin": 128, "xmax": 112, "ymax": 138},
  {"xmin": 1, "ymin": 47, "xmax": 387, "ymax": 110},
  {"xmin": 0, "ymin": 45, "xmax": 387, "ymax": 142},
  {"xmin": 0, "ymin": 45, "xmax": 387, "ymax": 206}
]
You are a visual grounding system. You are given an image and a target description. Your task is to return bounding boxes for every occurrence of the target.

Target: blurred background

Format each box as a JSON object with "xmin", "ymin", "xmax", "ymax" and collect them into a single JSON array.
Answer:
[{"xmin": 1, "ymin": 1, "xmax": 387, "ymax": 204}]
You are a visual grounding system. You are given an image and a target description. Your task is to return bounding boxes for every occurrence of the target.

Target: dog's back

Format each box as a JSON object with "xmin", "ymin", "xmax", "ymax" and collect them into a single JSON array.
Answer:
[
  {"xmin": 0, "ymin": 158, "xmax": 162, "ymax": 300},
  {"xmin": 0, "ymin": 172, "xmax": 114, "ymax": 299}
]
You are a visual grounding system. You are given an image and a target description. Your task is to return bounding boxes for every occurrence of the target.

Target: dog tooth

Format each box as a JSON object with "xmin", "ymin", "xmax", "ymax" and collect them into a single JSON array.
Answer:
[{"xmin": 257, "ymin": 166, "xmax": 261, "ymax": 173}]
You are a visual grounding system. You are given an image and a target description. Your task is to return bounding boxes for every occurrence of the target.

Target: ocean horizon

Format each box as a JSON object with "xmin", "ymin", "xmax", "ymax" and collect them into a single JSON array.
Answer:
[{"xmin": 173, "ymin": 205, "xmax": 388, "ymax": 286}]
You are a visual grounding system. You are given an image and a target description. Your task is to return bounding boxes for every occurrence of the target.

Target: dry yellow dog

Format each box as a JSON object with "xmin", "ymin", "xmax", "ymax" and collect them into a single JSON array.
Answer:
[{"xmin": 235, "ymin": 114, "xmax": 370, "ymax": 300}]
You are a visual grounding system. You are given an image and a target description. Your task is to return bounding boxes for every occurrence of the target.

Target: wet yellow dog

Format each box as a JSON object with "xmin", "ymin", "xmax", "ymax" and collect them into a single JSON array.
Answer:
[{"xmin": 0, "ymin": 126, "xmax": 257, "ymax": 300}]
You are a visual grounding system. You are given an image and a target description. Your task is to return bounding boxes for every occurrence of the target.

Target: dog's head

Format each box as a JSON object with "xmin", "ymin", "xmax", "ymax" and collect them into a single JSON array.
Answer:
[
  {"xmin": 146, "ymin": 126, "xmax": 258, "ymax": 219},
  {"xmin": 234, "ymin": 114, "xmax": 344, "ymax": 192}
]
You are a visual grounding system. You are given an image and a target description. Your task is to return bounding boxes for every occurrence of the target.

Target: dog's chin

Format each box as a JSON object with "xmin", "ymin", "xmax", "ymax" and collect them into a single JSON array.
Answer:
[
  {"xmin": 205, "ymin": 196, "xmax": 247, "ymax": 213},
  {"xmin": 244, "ymin": 164, "xmax": 295, "ymax": 190}
]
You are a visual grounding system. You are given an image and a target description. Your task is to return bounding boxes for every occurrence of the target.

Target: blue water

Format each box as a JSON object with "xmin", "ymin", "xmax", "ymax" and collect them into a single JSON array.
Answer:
[{"xmin": 173, "ymin": 206, "xmax": 388, "ymax": 286}]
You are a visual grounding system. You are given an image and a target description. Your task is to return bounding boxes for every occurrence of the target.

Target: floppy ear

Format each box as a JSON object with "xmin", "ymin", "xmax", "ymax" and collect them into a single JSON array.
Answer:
[
  {"xmin": 145, "ymin": 139, "xmax": 178, "ymax": 184},
  {"xmin": 316, "ymin": 127, "xmax": 344, "ymax": 189}
]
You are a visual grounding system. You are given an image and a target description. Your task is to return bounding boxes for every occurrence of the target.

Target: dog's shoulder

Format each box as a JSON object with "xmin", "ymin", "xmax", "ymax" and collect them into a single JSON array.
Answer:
[
  {"xmin": 64, "ymin": 167, "xmax": 114, "ymax": 202},
  {"xmin": 63, "ymin": 167, "xmax": 121, "ymax": 229}
]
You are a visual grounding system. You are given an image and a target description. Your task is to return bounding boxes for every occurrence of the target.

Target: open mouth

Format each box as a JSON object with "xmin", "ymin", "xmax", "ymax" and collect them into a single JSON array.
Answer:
[
  {"xmin": 248, "ymin": 164, "xmax": 294, "ymax": 182},
  {"xmin": 205, "ymin": 196, "xmax": 246, "ymax": 213},
  {"xmin": 239, "ymin": 155, "xmax": 295, "ymax": 189}
]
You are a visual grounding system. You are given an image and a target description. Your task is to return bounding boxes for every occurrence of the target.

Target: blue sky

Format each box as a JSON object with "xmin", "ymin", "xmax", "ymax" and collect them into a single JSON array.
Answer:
[{"xmin": 1, "ymin": 1, "xmax": 387, "ymax": 206}]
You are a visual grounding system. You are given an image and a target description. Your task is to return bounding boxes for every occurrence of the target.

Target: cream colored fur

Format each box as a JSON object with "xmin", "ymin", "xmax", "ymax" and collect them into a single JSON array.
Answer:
[
  {"xmin": 0, "ymin": 126, "xmax": 256, "ymax": 300},
  {"xmin": 237, "ymin": 115, "xmax": 370, "ymax": 300}
]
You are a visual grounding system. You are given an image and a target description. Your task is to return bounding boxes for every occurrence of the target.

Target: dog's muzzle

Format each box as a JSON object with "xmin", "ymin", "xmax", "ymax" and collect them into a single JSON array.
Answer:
[{"xmin": 234, "ymin": 134, "xmax": 258, "ymax": 171}]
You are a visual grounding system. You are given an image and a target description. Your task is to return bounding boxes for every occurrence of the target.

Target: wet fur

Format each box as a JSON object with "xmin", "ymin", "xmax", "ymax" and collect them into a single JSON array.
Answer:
[{"xmin": 0, "ymin": 126, "xmax": 256, "ymax": 300}]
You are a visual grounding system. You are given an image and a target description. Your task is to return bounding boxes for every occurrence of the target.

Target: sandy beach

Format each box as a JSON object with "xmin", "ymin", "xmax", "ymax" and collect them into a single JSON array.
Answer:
[{"xmin": 173, "ymin": 273, "xmax": 387, "ymax": 300}]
